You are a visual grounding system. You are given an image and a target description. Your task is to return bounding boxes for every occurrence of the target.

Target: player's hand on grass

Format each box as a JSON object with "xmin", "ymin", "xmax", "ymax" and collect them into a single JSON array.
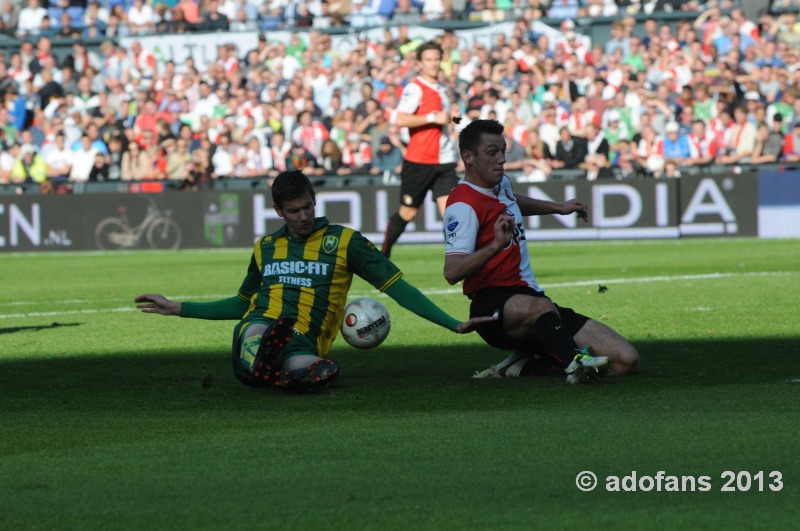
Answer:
[
  {"xmin": 455, "ymin": 314, "xmax": 498, "ymax": 334},
  {"xmin": 561, "ymin": 198, "xmax": 589, "ymax": 222},
  {"xmin": 135, "ymin": 294, "xmax": 181, "ymax": 316}
]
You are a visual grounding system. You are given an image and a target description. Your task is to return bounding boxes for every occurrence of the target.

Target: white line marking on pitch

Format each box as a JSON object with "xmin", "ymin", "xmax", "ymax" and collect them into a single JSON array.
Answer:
[
  {"xmin": 356, "ymin": 271, "xmax": 795, "ymax": 296},
  {"xmin": 0, "ymin": 271, "xmax": 794, "ymax": 319},
  {"xmin": 0, "ymin": 307, "xmax": 137, "ymax": 319}
]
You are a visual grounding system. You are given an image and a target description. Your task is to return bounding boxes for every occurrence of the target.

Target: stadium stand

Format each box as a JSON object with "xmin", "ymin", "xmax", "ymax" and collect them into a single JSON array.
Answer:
[{"xmin": 2, "ymin": 0, "xmax": 799, "ymax": 196}]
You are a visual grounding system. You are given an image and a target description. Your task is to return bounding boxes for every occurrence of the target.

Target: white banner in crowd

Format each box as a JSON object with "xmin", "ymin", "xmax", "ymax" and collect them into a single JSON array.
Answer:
[
  {"xmin": 119, "ymin": 21, "xmax": 571, "ymax": 68},
  {"xmin": 120, "ymin": 32, "xmax": 262, "ymax": 67}
]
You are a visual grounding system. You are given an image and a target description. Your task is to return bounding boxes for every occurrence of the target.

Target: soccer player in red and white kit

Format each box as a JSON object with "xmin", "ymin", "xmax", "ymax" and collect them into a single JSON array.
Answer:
[
  {"xmin": 381, "ymin": 41, "xmax": 458, "ymax": 258},
  {"xmin": 442, "ymin": 119, "xmax": 639, "ymax": 383}
]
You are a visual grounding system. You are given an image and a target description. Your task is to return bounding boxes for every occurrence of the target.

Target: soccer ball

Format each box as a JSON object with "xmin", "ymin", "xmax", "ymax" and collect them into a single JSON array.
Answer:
[{"xmin": 340, "ymin": 298, "xmax": 391, "ymax": 349}]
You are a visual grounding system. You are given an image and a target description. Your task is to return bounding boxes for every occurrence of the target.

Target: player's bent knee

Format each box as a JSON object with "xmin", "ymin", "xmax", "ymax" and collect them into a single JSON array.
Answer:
[
  {"xmin": 612, "ymin": 345, "xmax": 640, "ymax": 375},
  {"xmin": 398, "ymin": 205, "xmax": 419, "ymax": 221}
]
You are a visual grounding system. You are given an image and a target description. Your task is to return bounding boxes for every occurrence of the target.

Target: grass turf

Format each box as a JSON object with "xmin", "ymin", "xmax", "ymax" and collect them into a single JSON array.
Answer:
[{"xmin": 1, "ymin": 238, "xmax": 799, "ymax": 529}]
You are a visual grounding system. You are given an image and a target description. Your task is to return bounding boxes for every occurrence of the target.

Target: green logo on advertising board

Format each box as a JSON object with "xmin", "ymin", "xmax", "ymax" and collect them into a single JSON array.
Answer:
[{"xmin": 204, "ymin": 193, "xmax": 240, "ymax": 246}]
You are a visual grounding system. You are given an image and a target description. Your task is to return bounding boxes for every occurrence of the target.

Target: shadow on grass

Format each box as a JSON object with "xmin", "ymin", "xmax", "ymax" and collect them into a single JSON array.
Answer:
[
  {"xmin": 0, "ymin": 322, "xmax": 81, "ymax": 335},
  {"xmin": 1, "ymin": 337, "xmax": 798, "ymax": 417}
]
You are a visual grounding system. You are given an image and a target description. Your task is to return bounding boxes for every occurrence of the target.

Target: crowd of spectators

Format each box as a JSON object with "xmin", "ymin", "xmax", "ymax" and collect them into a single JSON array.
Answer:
[
  {"xmin": 1, "ymin": 0, "xmax": 800, "ymax": 192},
  {"xmin": 0, "ymin": 0, "xmax": 764, "ymax": 37}
]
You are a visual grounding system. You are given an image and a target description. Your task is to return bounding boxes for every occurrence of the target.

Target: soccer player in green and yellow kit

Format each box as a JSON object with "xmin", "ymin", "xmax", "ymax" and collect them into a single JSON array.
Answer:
[{"xmin": 136, "ymin": 170, "xmax": 493, "ymax": 392}]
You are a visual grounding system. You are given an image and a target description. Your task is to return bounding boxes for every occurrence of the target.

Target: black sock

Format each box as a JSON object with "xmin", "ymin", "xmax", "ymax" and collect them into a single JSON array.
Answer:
[
  {"xmin": 381, "ymin": 213, "xmax": 408, "ymax": 257},
  {"xmin": 534, "ymin": 311, "xmax": 579, "ymax": 370}
]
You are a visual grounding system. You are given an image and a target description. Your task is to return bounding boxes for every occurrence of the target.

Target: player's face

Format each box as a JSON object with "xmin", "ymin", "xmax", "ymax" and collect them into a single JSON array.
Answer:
[
  {"xmin": 275, "ymin": 193, "xmax": 316, "ymax": 239},
  {"xmin": 465, "ymin": 133, "xmax": 506, "ymax": 188},
  {"xmin": 419, "ymin": 49, "xmax": 442, "ymax": 82}
]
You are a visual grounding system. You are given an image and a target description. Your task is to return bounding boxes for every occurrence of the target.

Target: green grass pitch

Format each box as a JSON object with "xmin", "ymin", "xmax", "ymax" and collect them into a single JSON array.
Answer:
[{"xmin": 1, "ymin": 238, "xmax": 799, "ymax": 529}]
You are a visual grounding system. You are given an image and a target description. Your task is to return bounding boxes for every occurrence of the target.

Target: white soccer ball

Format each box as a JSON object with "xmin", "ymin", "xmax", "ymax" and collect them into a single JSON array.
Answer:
[{"xmin": 340, "ymin": 298, "xmax": 391, "ymax": 349}]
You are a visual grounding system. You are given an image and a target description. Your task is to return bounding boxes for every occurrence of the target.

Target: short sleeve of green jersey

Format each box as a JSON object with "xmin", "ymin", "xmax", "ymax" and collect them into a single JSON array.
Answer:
[{"xmin": 346, "ymin": 231, "xmax": 403, "ymax": 292}]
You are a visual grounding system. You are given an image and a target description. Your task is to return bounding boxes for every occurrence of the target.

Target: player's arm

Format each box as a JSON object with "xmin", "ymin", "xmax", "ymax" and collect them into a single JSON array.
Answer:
[
  {"xmin": 179, "ymin": 296, "xmax": 250, "ymax": 319},
  {"xmin": 394, "ymin": 83, "xmax": 449, "ymax": 128},
  {"xmin": 515, "ymin": 194, "xmax": 589, "ymax": 221},
  {"xmin": 383, "ymin": 279, "xmax": 495, "ymax": 333},
  {"xmin": 135, "ymin": 293, "xmax": 249, "ymax": 319},
  {"xmin": 347, "ymin": 230, "xmax": 493, "ymax": 333},
  {"xmin": 396, "ymin": 110, "xmax": 450, "ymax": 128},
  {"xmin": 135, "ymin": 252, "xmax": 260, "ymax": 319},
  {"xmin": 443, "ymin": 214, "xmax": 513, "ymax": 285}
]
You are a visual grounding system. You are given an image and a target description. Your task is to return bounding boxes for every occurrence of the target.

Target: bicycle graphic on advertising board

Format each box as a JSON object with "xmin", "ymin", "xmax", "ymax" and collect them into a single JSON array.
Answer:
[{"xmin": 95, "ymin": 201, "xmax": 182, "ymax": 250}]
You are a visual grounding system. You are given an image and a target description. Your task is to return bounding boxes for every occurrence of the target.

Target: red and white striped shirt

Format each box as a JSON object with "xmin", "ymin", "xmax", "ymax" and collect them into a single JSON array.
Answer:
[
  {"xmin": 555, "ymin": 106, "xmax": 571, "ymax": 128},
  {"xmin": 556, "ymin": 40, "xmax": 591, "ymax": 64},
  {"xmin": 396, "ymin": 77, "xmax": 455, "ymax": 165},
  {"xmin": 270, "ymin": 145, "xmax": 289, "ymax": 172},
  {"xmin": 709, "ymin": 119, "xmax": 732, "ymax": 151},
  {"xmin": 509, "ymin": 125, "xmax": 529, "ymax": 148},
  {"xmin": 217, "ymin": 56, "xmax": 239, "ymax": 76},
  {"xmin": 444, "ymin": 176, "xmax": 539, "ymax": 298},
  {"xmin": 782, "ymin": 132, "xmax": 800, "ymax": 157},
  {"xmin": 291, "ymin": 123, "xmax": 329, "ymax": 160},
  {"xmin": 567, "ymin": 110, "xmax": 598, "ymax": 134},
  {"xmin": 133, "ymin": 49, "xmax": 156, "ymax": 79},
  {"xmin": 740, "ymin": 20, "xmax": 759, "ymax": 41},
  {"xmin": 342, "ymin": 142, "xmax": 373, "ymax": 169},
  {"xmin": 688, "ymin": 131, "xmax": 718, "ymax": 159},
  {"xmin": 638, "ymin": 137, "xmax": 664, "ymax": 159}
]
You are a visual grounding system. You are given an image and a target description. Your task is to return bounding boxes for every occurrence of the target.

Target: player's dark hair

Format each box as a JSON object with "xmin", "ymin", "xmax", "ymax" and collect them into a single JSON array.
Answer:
[
  {"xmin": 416, "ymin": 40, "xmax": 443, "ymax": 61},
  {"xmin": 271, "ymin": 170, "xmax": 316, "ymax": 208},
  {"xmin": 458, "ymin": 119, "xmax": 505, "ymax": 158}
]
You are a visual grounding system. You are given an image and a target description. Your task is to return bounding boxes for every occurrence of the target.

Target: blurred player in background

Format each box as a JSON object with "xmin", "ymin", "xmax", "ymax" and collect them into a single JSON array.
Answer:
[
  {"xmin": 442, "ymin": 119, "xmax": 639, "ymax": 383},
  {"xmin": 381, "ymin": 41, "xmax": 458, "ymax": 258},
  {"xmin": 136, "ymin": 170, "xmax": 492, "ymax": 392}
]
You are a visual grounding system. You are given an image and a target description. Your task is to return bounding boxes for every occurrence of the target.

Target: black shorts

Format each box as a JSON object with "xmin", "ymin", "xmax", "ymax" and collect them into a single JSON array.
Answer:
[
  {"xmin": 469, "ymin": 286, "xmax": 590, "ymax": 351},
  {"xmin": 399, "ymin": 161, "xmax": 458, "ymax": 208}
]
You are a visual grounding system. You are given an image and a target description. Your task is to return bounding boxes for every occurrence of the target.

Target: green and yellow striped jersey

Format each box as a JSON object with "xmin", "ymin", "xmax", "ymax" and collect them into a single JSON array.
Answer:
[{"xmin": 236, "ymin": 217, "xmax": 402, "ymax": 356}]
